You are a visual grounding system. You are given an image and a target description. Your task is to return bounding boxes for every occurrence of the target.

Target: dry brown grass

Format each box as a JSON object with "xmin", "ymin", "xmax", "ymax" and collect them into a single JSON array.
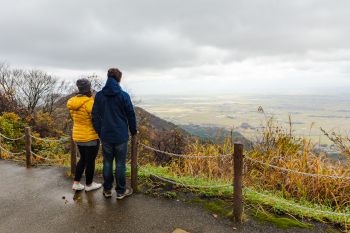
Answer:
[
  {"xmin": 170, "ymin": 138, "xmax": 234, "ymax": 182},
  {"xmin": 245, "ymin": 119, "xmax": 350, "ymax": 210},
  {"xmin": 166, "ymin": 117, "xmax": 350, "ymax": 211}
]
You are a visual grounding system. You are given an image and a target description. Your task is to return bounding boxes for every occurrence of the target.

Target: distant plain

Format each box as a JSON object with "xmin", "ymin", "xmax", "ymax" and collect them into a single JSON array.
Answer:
[{"xmin": 138, "ymin": 94, "xmax": 350, "ymax": 145}]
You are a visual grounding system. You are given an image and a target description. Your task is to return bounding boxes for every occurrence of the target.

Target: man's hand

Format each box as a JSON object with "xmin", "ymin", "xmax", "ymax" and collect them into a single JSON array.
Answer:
[{"xmin": 132, "ymin": 130, "xmax": 139, "ymax": 136}]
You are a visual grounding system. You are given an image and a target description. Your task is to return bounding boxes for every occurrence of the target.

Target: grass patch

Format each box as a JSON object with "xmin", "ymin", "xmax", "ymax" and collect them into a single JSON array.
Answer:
[
  {"xmin": 137, "ymin": 164, "xmax": 233, "ymax": 197},
  {"xmin": 93, "ymin": 162, "xmax": 350, "ymax": 226},
  {"xmin": 245, "ymin": 188, "xmax": 350, "ymax": 225},
  {"xmin": 325, "ymin": 227, "xmax": 342, "ymax": 233},
  {"xmin": 254, "ymin": 210, "xmax": 313, "ymax": 229},
  {"xmin": 136, "ymin": 164, "xmax": 350, "ymax": 226},
  {"xmin": 192, "ymin": 198, "xmax": 233, "ymax": 218},
  {"xmin": 95, "ymin": 163, "xmax": 132, "ymax": 176},
  {"xmin": 162, "ymin": 191, "xmax": 177, "ymax": 199}
]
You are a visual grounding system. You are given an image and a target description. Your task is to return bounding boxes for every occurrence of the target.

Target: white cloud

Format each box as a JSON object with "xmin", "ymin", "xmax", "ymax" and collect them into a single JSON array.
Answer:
[{"xmin": 0, "ymin": 0, "xmax": 349, "ymax": 95}]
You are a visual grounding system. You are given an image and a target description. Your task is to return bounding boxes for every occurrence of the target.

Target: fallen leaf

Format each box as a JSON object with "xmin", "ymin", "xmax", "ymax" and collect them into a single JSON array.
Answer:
[{"xmin": 172, "ymin": 229, "xmax": 189, "ymax": 233}]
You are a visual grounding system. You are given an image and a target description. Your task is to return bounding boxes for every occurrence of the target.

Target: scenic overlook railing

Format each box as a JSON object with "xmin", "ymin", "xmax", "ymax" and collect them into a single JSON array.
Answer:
[
  {"xmin": 0, "ymin": 129, "xmax": 70, "ymax": 166},
  {"xmin": 139, "ymin": 143, "xmax": 232, "ymax": 159},
  {"xmin": 244, "ymin": 156, "xmax": 350, "ymax": 180},
  {"xmin": 1, "ymin": 128, "xmax": 350, "ymax": 223}
]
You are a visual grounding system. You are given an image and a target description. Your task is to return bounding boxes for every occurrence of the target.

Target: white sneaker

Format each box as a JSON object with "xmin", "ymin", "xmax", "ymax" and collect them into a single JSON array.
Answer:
[
  {"xmin": 85, "ymin": 182, "xmax": 102, "ymax": 192},
  {"xmin": 72, "ymin": 183, "xmax": 85, "ymax": 191},
  {"xmin": 116, "ymin": 188, "xmax": 133, "ymax": 200}
]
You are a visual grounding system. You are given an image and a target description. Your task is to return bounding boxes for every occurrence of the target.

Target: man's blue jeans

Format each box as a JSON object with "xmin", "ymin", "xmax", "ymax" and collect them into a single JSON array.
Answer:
[{"xmin": 102, "ymin": 142, "xmax": 128, "ymax": 194}]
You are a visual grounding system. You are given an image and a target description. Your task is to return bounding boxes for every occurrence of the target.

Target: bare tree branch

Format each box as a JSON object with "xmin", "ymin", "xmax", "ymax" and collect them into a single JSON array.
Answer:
[
  {"xmin": 16, "ymin": 70, "xmax": 58, "ymax": 114},
  {"xmin": 0, "ymin": 62, "xmax": 20, "ymax": 100},
  {"xmin": 43, "ymin": 80, "xmax": 70, "ymax": 115}
]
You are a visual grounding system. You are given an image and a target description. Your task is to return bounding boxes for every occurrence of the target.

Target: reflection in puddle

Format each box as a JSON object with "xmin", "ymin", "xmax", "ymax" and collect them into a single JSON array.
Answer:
[
  {"xmin": 73, "ymin": 190, "xmax": 97, "ymax": 208},
  {"xmin": 73, "ymin": 191, "xmax": 83, "ymax": 203}
]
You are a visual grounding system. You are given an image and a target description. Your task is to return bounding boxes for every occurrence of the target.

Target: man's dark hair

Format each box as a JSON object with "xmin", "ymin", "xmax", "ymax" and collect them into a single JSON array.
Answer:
[{"xmin": 107, "ymin": 68, "xmax": 122, "ymax": 82}]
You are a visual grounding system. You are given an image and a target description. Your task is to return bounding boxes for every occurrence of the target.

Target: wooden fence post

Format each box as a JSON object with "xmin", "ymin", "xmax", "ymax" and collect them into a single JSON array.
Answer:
[
  {"xmin": 131, "ymin": 134, "xmax": 138, "ymax": 192},
  {"xmin": 70, "ymin": 135, "xmax": 77, "ymax": 176},
  {"xmin": 25, "ymin": 127, "xmax": 32, "ymax": 168},
  {"xmin": 233, "ymin": 143, "xmax": 244, "ymax": 222}
]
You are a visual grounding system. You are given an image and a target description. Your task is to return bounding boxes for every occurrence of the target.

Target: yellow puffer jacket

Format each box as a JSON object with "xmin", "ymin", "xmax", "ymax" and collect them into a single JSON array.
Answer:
[{"xmin": 67, "ymin": 95, "xmax": 99, "ymax": 142}]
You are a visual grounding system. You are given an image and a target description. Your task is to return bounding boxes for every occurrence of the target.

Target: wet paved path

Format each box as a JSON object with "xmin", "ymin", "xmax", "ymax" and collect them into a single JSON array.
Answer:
[{"xmin": 0, "ymin": 160, "xmax": 331, "ymax": 233}]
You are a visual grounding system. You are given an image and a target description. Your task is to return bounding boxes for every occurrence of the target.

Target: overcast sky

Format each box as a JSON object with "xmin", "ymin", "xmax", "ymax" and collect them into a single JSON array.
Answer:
[{"xmin": 0, "ymin": 0, "xmax": 349, "ymax": 95}]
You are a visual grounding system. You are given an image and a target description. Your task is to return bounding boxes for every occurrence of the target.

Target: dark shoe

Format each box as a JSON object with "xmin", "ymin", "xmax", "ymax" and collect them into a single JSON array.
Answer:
[
  {"xmin": 103, "ymin": 189, "xmax": 112, "ymax": 198},
  {"xmin": 116, "ymin": 188, "xmax": 133, "ymax": 200}
]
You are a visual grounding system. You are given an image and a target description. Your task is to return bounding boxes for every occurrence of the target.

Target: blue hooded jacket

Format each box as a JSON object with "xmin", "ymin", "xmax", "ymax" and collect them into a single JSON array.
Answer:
[{"xmin": 92, "ymin": 77, "xmax": 137, "ymax": 144}]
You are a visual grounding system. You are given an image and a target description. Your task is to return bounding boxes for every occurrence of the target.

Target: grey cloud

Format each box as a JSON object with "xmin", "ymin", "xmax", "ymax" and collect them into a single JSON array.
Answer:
[{"xmin": 0, "ymin": 0, "xmax": 349, "ymax": 71}]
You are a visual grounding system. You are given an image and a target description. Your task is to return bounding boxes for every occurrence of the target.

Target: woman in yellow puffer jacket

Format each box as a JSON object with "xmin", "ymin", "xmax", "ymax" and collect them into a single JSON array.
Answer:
[{"xmin": 67, "ymin": 78, "xmax": 101, "ymax": 192}]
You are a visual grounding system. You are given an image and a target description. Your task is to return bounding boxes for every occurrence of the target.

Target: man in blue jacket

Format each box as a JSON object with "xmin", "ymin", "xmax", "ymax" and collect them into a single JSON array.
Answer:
[{"xmin": 92, "ymin": 68, "xmax": 137, "ymax": 199}]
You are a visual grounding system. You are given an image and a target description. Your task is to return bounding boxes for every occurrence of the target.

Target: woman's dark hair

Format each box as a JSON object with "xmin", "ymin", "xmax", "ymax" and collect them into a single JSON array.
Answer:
[
  {"xmin": 76, "ymin": 78, "xmax": 92, "ymax": 97},
  {"xmin": 83, "ymin": 91, "xmax": 92, "ymax": 97},
  {"xmin": 107, "ymin": 68, "xmax": 122, "ymax": 82}
]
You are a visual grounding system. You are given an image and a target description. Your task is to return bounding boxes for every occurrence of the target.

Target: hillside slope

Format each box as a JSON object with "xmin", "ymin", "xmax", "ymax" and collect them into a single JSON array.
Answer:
[
  {"xmin": 135, "ymin": 107, "xmax": 251, "ymax": 148},
  {"xmin": 135, "ymin": 106, "xmax": 189, "ymax": 136},
  {"xmin": 180, "ymin": 124, "xmax": 252, "ymax": 149}
]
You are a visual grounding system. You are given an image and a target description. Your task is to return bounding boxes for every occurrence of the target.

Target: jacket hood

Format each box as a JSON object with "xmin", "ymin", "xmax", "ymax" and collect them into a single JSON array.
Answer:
[
  {"xmin": 102, "ymin": 77, "xmax": 122, "ymax": 96},
  {"xmin": 67, "ymin": 96, "xmax": 92, "ymax": 111}
]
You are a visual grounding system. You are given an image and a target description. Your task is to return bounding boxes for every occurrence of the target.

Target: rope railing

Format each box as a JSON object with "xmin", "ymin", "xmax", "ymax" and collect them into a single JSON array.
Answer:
[
  {"xmin": 1, "ymin": 132, "xmax": 346, "ymax": 180},
  {"xmin": 0, "ymin": 129, "xmax": 68, "ymax": 165},
  {"xmin": 2, "ymin": 129, "xmax": 349, "ymax": 224},
  {"xmin": 141, "ymin": 143, "xmax": 349, "ymax": 180},
  {"xmin": 0, "ymin": 132, "xmax": 70, "ymax": 144},
  {"xmin": 0, "ymin": 133, "xmax": 25, "ymax": 141},
  {"xmin": 30, "ymin": 134, "xmax": 69, "ymax": 143},
  {"xmin": 35, "ymin": 162, "xmax": 66, "ymax": 167},
  {"xmin": 150, "ymin": 174, "xmax": 233, "ymax": 189},
  {"xmin": 0, "ymin": 127, "xmax": 74, "ymax": 167},
  {"xmin": 0, "ymin": 145, "xmax": 25, "ymax": 156},
  {"xmin": 244, "ymin": 155, "xmax": 350, "ymax": 180},
  {"xmin": 30, "ymin": 151, "xmax": 65, "ymax": 162},
  {"xmin": 10, "ymin": 159, "xmax": 26, "ymax": 163},
  {"xmin": 139, "ymin": 143, "xmax": 231, "ymax": 159}
]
